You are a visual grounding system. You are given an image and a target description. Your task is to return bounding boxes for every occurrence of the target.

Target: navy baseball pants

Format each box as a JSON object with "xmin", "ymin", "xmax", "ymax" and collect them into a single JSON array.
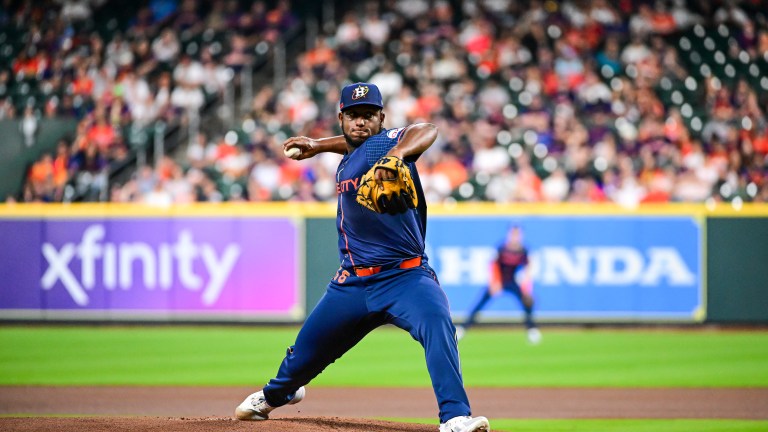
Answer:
[{"xmin": 261, "ymin": 263, "xmax": 471, "ymax": 423}]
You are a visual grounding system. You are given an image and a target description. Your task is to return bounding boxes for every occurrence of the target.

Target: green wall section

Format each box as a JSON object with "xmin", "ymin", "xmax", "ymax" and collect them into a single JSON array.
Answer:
[
  {"xmin": 304, "ymin": 218, "xmax": 340, "ymax": 312},
  {"xmin": 0, "ymin": 118, "xmax": 78, "ymax": 201},
  {"xmin": 706, "ymin": 217, "xmax": 768, "ymax": 323}
]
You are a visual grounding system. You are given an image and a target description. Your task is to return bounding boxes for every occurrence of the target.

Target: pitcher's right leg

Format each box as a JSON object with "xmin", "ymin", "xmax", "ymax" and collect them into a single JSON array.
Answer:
[{"xmin": 261, "ymin": 280, "xmax": 383, "ymax": 407}]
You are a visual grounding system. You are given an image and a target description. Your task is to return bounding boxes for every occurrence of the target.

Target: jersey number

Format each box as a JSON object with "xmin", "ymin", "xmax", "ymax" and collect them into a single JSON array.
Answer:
[{"xmin": 333, "ymin": 269, "xmax": 350, "ymax": 284}]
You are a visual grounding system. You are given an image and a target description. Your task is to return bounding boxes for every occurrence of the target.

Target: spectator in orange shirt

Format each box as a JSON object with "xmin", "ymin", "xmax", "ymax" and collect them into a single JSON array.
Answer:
[
  {"xmin": 52, "ymin": 139, "xmax": 71, "ymax": 191},
  {"xmin": 304, "ymin": 36, "xmax": 336, "ymax": 70},
  {"xmin": 72, "ymin": 65, "xmax": 94, "ymax": 96},
  {"xmin": 410, "ymin": 83, "xmax": 443, "ymax": 120},
  {"xmin": 86, "ymin": 113, "xmax": 117, "ymax": 153},
  {"xmin": 752, "ymin": 127, "xmax": 768, "ymax": 155},
  {"xmin": 12, "ymin": 48, "xmax": 46, "ymax": 79},
  {"xmin": 431, "ymin": 149, "xmax": 469, "ymax": 191},
  {"xmin": 27, "ymin": 153, "xmax": 55, "ymax": 201}
]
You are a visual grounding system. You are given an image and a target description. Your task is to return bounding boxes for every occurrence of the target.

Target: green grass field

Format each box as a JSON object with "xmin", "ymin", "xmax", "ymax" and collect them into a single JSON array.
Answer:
[
  {"xmin": 1, "ymin": 325, "xmax": 766, "ymax": 387},
  {"xmin": 2, "ymin": 325, "xmax": 767, "ymax": 431}
]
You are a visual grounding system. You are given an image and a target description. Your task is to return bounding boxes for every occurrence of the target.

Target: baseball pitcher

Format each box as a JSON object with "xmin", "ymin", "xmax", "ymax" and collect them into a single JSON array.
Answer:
[{"xmin": 235, "ymin": 82, "xmax": 490, "ymax": 432}]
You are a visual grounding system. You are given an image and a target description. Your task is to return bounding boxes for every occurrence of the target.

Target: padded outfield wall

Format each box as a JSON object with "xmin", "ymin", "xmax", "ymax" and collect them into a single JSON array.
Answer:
[{"xmin": 0, "ymin": 203, "xmax": 766, "ymax": 323}]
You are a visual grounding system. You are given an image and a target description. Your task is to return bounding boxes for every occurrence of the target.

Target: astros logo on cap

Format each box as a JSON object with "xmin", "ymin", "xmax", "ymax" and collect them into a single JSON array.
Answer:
[{"xmin": 351, "ymin": 85, "xmax": 369, "ymax": 100}]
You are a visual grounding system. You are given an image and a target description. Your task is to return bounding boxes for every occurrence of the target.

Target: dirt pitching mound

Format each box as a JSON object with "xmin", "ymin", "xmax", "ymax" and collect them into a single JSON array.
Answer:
[
  {"xmin": 0, "ymin": 416, "xmax": 436, "ymax": 432},
  {"xmin": 1, "ymin": 385, "xmax": 765, "ymax": 432}
]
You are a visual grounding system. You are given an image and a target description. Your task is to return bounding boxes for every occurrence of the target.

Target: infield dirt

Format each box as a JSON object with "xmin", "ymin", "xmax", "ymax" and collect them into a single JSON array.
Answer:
[{"xmin": 1, "ymin": 386, "xmax": 766, "ymax": 431}]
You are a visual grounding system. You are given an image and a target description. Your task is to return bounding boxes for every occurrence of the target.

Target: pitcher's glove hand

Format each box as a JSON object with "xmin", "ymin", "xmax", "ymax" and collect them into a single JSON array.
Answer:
[{"xmin": 356, "ymin": 156, "xmax": 418, "ymax": 214}]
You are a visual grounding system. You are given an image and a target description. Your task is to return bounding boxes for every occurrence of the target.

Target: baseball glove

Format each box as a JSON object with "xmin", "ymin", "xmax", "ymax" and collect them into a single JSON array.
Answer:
[{"xmin": 356, "ymin": 156, "xmax": 418, "ymax": 214}]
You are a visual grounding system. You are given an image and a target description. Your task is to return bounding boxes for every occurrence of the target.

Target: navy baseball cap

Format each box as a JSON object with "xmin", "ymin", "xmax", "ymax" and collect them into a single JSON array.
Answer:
[{"xmin": 339, "ymin": 82, "xmax": 383, "ymax": 112}]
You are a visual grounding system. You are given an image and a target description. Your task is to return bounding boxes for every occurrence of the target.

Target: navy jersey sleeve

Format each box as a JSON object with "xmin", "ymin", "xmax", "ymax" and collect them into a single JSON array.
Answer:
[{"xmin": 364, "ymin": 127, "xmax": 414, "ymax": 165}]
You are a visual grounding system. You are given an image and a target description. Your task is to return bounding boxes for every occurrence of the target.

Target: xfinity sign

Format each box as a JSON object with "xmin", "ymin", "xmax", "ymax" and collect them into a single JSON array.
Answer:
[
  {"xmin": 41, "ymin": 225, "xmax": 240, "ymax": 306},
  {"xmin": 0, "ymin": 217, "xmax": 300, "ymax": 317}
]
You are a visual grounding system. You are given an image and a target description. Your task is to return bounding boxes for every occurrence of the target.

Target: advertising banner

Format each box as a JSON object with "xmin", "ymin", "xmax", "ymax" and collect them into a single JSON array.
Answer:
[
  {"xmin": 426, "ymin": 216, "xmax": 702, "ymax": 321},
  {"xmin": 0, "ymin": 218, "xmax": 301, "ymax": 321}
]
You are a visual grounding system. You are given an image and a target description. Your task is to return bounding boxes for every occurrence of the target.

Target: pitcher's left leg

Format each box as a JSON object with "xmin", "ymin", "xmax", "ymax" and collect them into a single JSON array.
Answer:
[{"xmin": 376, "ymin": 267, "xmax": 471, "ymax": 423}]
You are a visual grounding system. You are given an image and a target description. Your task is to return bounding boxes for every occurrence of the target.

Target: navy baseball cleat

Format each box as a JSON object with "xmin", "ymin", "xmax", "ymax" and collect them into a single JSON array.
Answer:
[
  {"xmin": 234, "ymin": 387, "xmax": 305, "ymax": 420},
  {"xmin": 439, "ymin": 415, "xmax": 490, "ymax": 432}
]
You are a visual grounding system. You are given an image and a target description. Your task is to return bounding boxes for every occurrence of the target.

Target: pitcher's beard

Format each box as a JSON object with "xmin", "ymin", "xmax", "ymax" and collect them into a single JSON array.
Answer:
[{"xmin": 343, "ymin": 131, "xmax": 365, "ymax": 148}]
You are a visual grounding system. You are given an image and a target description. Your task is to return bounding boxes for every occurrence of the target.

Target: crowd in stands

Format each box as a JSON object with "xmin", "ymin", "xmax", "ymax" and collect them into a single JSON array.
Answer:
[
  {"xmin": 6, "ymin": 0, "xmax": 297, "ymax": 202},
  {"xmin": 10, "ymin": 0, "xmax": 768, "ymax": 206}
]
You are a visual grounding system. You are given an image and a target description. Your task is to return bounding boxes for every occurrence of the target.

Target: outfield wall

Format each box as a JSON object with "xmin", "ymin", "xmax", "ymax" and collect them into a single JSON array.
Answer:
[
  {"xmin": 706, "ymin": 217, "xmax": 768, "ymax": 323},
  {"xmin": 0, "ymin": 203, "xmax": 766, "ymax": 323}
]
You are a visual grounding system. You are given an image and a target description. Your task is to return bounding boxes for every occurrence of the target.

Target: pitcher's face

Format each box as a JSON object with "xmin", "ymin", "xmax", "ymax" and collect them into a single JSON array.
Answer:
[{"xmin": 339, "ymin": 106, "xmax": 385, "ymax": 147}]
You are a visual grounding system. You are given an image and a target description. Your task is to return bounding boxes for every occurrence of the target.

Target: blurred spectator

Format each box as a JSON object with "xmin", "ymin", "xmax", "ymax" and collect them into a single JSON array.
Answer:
[
  {"xmin": 335, "ymin": 11, "xmax": 366, "ymax": 62},
  {"xmin": 541, "ymin": 167, "xmax": 570, "ymax": 202},
  {"xmin": 26, "ymin": 153, "xmax": 55, "ymax": 202},
  {"xmin": 596, "ymin": 36, "xmax": 622, "ymax": 76},
  {"xmin": 370, "ymin": 61, "xmax": 402, "ymax": 102},
  {"xmin": 170, "ymin": 54, "xmax": 205, "ymax": 114},
  {"xmin": 361, "ymin": 2, "xmax": 390, "ymax": 49},
  {"xmin": 52, "ymin": 139, "xmax": 71, "ymax": 199},
  {"xmin": 151, "ymin": 28, "xmax": 180, "ymax": 66},
  {"xmin": 59, "ymin": 0, "xmax": 94, "ymax": 23},
  {"xmin": 223, "ymin": 34, "xmax": 252, "ymax": 72},
  {"xmin": 20, "ymin": 106, "xmax": 39, "ymax": 147}
]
